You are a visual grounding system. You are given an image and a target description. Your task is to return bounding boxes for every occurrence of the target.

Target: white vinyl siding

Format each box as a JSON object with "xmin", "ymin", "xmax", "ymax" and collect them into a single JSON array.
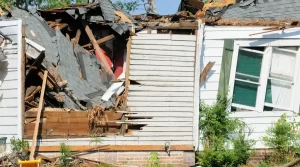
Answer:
[
  {"xmin": 0, "ymin": 20, "xmax": 22, "ymax": 151},
  {"xmin": 200, "ymin": 26, "xmax": 300, "ymax": 149},
  {"xmin": 127, "ymin": 33, "xmax": 197, "ymax": 146}
]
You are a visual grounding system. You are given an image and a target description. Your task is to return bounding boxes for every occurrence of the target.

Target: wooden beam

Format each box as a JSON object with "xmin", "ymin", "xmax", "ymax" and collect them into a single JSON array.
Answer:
[
  {"xmin": 82, "ymin": 34, "xmax": 115, "ymax": 48},
  {"xmin": 29, "ymin": 70, "xmax": 48, "ymax": 160},
  {"xmin": 81, "ymin": 21, "xmax": 115, "ymax": 77},
  {"xmin": 21, "ymin": 26, "xmax": 26, "ymax": 138},
  {"xmin": 34, "ymin": 145, "xmax": 194, "ymax": 152},
  {"xmin": 114, "ymin": 11, "xmax": 132, "ymax": 24},
  {"xmin": 74, "ymin": 29, "xmax": 81, "ymax": 44},
  {"xmin": 200, "ymin": 61, "xmax": 215, "ymax": 84}
]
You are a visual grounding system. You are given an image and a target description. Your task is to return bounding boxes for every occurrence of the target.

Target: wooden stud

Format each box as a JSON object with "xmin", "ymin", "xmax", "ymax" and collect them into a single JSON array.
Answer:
[
  {"xmin": 21, "ymin": 26, "xmax": 26, "ymax": 138},
  {"xmin": 81, "ymin": 21, "xmax": 114, "ymax": 77},
  {"xmin": 74, "ymin": 29, "xmax": 81, "ymax": 44},
  {"xmin": 66, "ymin": 33, "xmax": 70, "ymax": 41},
  {"xmin": 114, "ymin": 11, "xmax": 132, "ymax": 23},
  {"xmin": 200, "ymin": 61, "xmax": 216, "ymax": 84},
  {"xmin": 29, "ymin": 70, "xmax": 48, "ymax": 160},
  {"xmin": 82, "ymin": 34, "xmax": 115, "ymax": 48}
]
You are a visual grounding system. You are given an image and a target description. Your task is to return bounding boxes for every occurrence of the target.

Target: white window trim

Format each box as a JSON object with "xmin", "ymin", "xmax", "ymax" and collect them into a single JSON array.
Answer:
[{"xmin": 228, "ymin": 40, "xmax": 300, "ymax": 113}]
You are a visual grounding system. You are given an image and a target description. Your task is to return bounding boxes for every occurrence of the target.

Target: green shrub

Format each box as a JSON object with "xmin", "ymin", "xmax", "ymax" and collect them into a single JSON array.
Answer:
[
  {"xmin": 262, "ymin": 114, "xmax": 300, "ymax": 164},
  {"xmin": 147, "ymin": 152, "xmax": 160, "ymax": 167},
  {"xmin": 196, "ymin": 95, "xmax": 255, "ymax": 167},
  {"xmin": 10, "ymin": 137, "xmax": 29, "ymax": 153},
  {"xmin": 59, "ymin": 142, "xmax": 72, "ymax": 167}
]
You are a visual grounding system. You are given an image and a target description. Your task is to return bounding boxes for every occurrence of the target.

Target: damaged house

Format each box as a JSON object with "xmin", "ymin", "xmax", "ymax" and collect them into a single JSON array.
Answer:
[
  {"xmin": 0, "ymin": 0, "xmax": 199, "ymax": 166},
  {"xmin": 196, "ymin": 0, "xmax": 300, "ymax": 151}
]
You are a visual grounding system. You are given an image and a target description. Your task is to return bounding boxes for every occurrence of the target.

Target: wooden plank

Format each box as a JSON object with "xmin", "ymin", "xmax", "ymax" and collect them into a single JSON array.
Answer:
[
  {"xmin": 21, "ymin": 26, "xmax": 26, "ymax": 138},
  {"xmin": 130, "ymin": 81, "xmax": 194, "ymax": 87},
  {"xmin": 200, "ymin": 61, "xmax": 216, "ymax": 84},
  {"xmin": 131, "ymin": 49, "xmax": 194, "ymax": 57},
  {"xmin": 130, "ymin": 106, "xmax": 193, "ymax": 112},
  {"xmin": 82, "ymin": 34, "xmax": 115, "ymax": 48},
  {"xmin": 74, "ymin": 29, "xmax": 81, "ymax": 44},
  {"xmin": 29, "ymin": 71, "xmax": 47, "ymax": 160},
  {"xmin": 129, "ymin": 85, "xmax": 193, "ymax": 92},
  {"xmin": 114, "ymin": 11, "xmax": 132, "ymax": 23},
  {"xmin": 131, "ymin": 44, "xmax": 195, "ymax": 52},
  {"xmin": 129, "ymin": 76, "xmax": 194, "ymax": 82},
  {"xmin": 34, "ymin": 145, "xmax": 194, "ymax": 152},
  {"xmin": 82, "ymin": 21, "xmax": 114, "ymax": 77},
  {"xmin": 128, "ymin": 96, "xmax": 194, "ymax": 102},
  {"xmin": 130, "ymin": 54, "xmax": 194, "ymax": 62},
  {"xmin": 130, "ymin": 65, "xmax": 194, "ymax": 72},
  {"xmin": 129, "ymin": 91, "xmax": 194, "ymax": 97},
  {"xmin": 131, "ymin": 39, "xmax": 195, "ymax": 46},
  {"xmin": 127, "ymin": 101, "xmax": 193, "ymax": 107},
  {"xmin": 133, "ymin": 34, "xmax": 171, "ymax": 40},
  {"xmin": 130, "ymin": 70, "xmax": 194, "ymax": 77}
]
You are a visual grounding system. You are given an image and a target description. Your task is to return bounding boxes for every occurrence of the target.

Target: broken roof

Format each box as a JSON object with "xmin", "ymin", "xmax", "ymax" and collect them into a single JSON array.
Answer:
[
  {"xmin": 12, "ymin": 8, "xmax": 114, "ymax": 109},
  {"xmin": 206, "ymin": 0, "xmax": 300, "ymax": 20},
  {"xmin": 38, "ymin": 0, "xmax": 140, "ymax": 35}
]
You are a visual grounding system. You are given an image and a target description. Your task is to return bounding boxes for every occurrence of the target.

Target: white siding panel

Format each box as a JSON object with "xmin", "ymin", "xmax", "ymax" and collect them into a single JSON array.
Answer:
[
  {"xmin": 132, "ymin": 81, "xmax": 194, "ymax": 87},
  {"xmin": 130, "ymin": 70, "xmax": 194, "ymax": 77},
  {"xmin": 130, "ymin": 65, "xmax": 194, "ymax": 72},
  {"xmin": 127, "ymin": 34, "xmax": 196, "ymax": 146},
  {"xmin": 130, "ymin": 76, "xmax": 194, "ymax": 82},
  {"xmin": 0, "ymin": 98, "xmax": 18, "ymax": 108},
  {"xmin": 130, "ymin": 54, "xmax": 194, "ymax": 62},
  {"xmin": 200, "ymin": 82, "xmax": 220, "ymax": 91},
  {"xmin": 131, "ymin": 44, "xmax": 195, "ymax": 52},
  {"xmin": 129, "ymin": 85, "xmax": 193, "ymax": 92},
  {"xmin": 128, "ymin": 112, "xmax": 193, "ymax": 117},
  {"xmin": 0, "ymin": 20, "xmax": 22, "ymax": 152},
  {"xmin": 130, "ymin": 107, "xmax": 193, "ymax": 112},
  {"xmin": 203, "ymin": 40, "xmax": 224, "ymax": 47},
  {"xmin": 131, "ymin": 40, "xmax": 195, "ymax": 46},
  {"xmin": 200, "ymin": 91, "xmax": 218, "ymax": 100},
  {"xmin": 127, "ymin": 102, "xmax": 193, "ymax": 107},
  {"xmin": 0, "ymin": 89, "xmax": 18, "ymax": 98},
  {"xmin": 128, "ymin": 96, "xmax": 194, "ymax": 102},
  {"xmin": 203, "ymin": 48, "xmax": 224, "ymax": 57},
  {"xmin": 129, "ymin": 91, "xmax": 194, "ymax": 97},
  {"xmin": 130, "ymin": 49, "xmax": 195, "ymax": 57},
  {"xmin": 0, "ymin": 80, "xmax": 18, "ymax": 89}
]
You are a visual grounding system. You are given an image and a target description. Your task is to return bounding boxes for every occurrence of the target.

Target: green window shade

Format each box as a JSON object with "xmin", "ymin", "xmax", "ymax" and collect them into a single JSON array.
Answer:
[{"xmin": 232, "ymin": 49, "xmax": 263, "ymax": 107}]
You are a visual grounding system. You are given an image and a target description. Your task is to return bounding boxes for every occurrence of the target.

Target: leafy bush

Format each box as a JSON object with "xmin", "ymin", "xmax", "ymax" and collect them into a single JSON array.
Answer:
[
  {"xmin": 10, "ymin": 137, "xmax": 29, "ymax": 153},
  {"xmin": 59, "ymin": 142, "xmax": 72, "ymax": 167},
  {"xmin": 196, "ymin": 95, "xmax": 255, "ymax": 167},
  {"xmin": 147, "ymin": 152, "xmax": 160, "ymax": 167},
  {"xmin": 262, "ymin": 114, "xmax": 300, "ymax": 164}
]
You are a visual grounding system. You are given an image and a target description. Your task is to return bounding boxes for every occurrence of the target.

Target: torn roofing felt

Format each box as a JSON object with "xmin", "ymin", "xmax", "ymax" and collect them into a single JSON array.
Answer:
[
  {"xmin": 11, "ymin": 8, "xmax": 115, "ymax": 109},
  {"xmin": 204, "ymin": 0, "xmax": 300, "ymax": 20}
]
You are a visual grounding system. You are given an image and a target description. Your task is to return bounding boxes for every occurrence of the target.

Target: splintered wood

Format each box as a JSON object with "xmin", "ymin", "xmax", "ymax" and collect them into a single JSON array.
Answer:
[{"xmin": 24, "ymin": 106, "xmax": 126, "ymax": 138}]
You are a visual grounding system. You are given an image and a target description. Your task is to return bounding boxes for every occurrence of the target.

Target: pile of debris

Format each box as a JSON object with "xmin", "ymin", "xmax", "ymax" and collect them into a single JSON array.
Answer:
[{"xmin": 4, "ymin": 0, "xmax": 146, "ymax": 139}]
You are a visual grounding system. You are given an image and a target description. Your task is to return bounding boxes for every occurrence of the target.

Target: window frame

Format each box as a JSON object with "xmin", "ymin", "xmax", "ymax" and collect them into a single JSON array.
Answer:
[{"xmin": 228, "ymin": 40, "xmax": 300, "ymax": 113}]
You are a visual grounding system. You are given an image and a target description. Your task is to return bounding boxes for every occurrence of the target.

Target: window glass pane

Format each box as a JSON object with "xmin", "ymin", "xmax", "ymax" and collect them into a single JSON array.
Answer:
[
  {"xmin": 265, "ymin": 47, "xmax": 296, "ymax": 111},
  {"xmin": 270, "ymin": 48, "xmax": 296, "ymax": 81},
  {"xmin": 233, "ymin": 80, "xmax": 258, "ymax": 107},
  {"xmin": 265, "ymin": 79, "xmax": 292, "ymax": 109},
  {"xmin": 236, "ymin": 49, "xmax": 263, "ymax": 77}
]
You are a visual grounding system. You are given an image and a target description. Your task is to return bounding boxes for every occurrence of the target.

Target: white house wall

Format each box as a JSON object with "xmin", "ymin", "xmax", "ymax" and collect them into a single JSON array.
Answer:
[
  {"xmin": 0, "ymin": 20, "xmax": 22, "ymax": 150},
  {"xmin": 200, "ymin": 26, "xmax": 300, "ymax": 149}
]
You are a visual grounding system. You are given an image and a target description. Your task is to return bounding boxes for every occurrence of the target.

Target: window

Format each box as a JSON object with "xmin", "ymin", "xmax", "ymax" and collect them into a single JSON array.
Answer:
[{"xmin": 229, "ymin": 43, "xmax": 300, "ymax": 112}]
